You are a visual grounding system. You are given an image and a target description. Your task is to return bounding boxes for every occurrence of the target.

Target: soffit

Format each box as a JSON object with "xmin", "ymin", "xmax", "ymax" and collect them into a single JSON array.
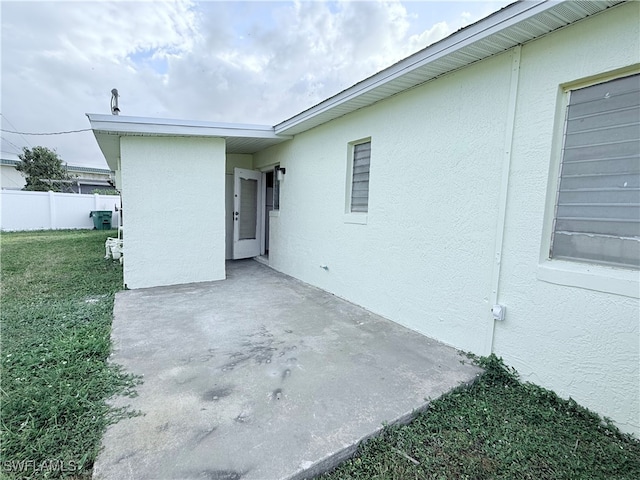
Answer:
[
  {"xmin": 86, "ymin": 114, "xmax": 292, "ymax": 171},
  {"xmin": 275, "ymin": 0, "xmax": 626, "ymax": 136}
]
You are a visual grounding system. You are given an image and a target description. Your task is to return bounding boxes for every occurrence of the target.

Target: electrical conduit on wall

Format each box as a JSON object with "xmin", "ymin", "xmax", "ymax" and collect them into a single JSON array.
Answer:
[{"xmin": 484, "ymin": 45, "xmax": 521, "ymax": 355}]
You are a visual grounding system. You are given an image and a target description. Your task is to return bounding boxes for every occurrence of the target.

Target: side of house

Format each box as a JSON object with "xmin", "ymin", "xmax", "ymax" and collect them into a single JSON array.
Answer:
[
  {"xmin": 1, "ymin": 158, "xmax": 116, "ymax": 193},
  {"xmin": 253, "ymin": 2, "xmax": 639, "ymax": 435},
  {"xmin": 67, "ymin": 165, "xmax": 117, "ymax": 194},
  {"xmin": 120, "ymin": 136, "xmax": 227, "ymax": 289},
  {"xmin": 0, "ymin": 159, "xmax": 27, "ymax": 190},
  {"xmin": 87, "ymin": 1, "xmax": 639, "ymax": 436}
]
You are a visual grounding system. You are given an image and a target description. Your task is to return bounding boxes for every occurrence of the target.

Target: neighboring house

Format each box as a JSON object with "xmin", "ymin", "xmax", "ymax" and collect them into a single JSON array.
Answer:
[
  {"xmin": 87, "ymin": 0, "xmax": 640, "ymax": 436},
  {"xmin": 0, "ymin": 158, "xmax": 26, "ymax": 190},
  {"xmin": 1, "ymin": 158, "xmax": 116, "ymax": 194}
]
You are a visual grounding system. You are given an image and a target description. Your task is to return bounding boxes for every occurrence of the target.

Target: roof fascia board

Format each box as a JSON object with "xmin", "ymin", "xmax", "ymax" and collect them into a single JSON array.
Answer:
[
  {"xmin": 68, "ymin": 166, "xmax": 113, "ymax": 174},
  {"xmin": 2, "ymin": 157, "xmax": 111, "ymax": 173},
  {"xmin": 86, "ymin": 114, "xmax": 290, "ymax": 140},
  {"xmin": 274, "ymin": 0, "xmax": 554, "ymax": 134}
]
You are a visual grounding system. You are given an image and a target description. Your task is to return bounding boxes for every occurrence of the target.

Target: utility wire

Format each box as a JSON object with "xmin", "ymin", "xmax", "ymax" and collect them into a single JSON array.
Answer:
[
  {"xmin": 0, "ymin": 128, "xmax": 92, "ymax": 136},
  {"xmin": 0, "ymin": 114, "xmax": 32, "ymax": 147},
  {"xmin": 1, "ymin": 136, "xmax": 22, "ymax": 153}
]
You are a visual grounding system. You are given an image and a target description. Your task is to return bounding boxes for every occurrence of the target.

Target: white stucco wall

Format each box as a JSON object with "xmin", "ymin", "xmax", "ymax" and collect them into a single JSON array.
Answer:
[
  {"xmin": 256, "ymin": 50, "xmax": 512, "ymax": 354},
  {"xmin": 1, "ymin": 164, "xmax": 26, "ymax": 190},
  {"xmin": 254, "ymin": 3, "xmax": 639, "ymax": 436},
  {"xmin": 494, "ymin": 3, "xmax": 640, "ymax": 436},
  {"xmin": 120, "ymin": 136, "xmax": 226, "ymax": 289},
  {"xmin": 225, "ymin": 154, "xmax": 253, "ymax": 174}
]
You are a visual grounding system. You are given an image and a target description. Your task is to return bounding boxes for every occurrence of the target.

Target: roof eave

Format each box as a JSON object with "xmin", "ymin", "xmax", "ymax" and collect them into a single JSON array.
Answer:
[
  {"xmin": 86, "ymin": 0, "xmax": 627, "ymax": 163},
  {"xmin": 274, "ymin": 0, "xmax": 626, "ymax": 136},
  {"xmin": 86, "ymin": 114, "xmax": 293, "ymax": 169},
  {"xmin": 86, "ymin": 113, "xmax": 286, "ymax": 139}
]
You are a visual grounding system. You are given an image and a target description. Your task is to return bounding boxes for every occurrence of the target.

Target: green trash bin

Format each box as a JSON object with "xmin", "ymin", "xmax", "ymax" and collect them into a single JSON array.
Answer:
[{"xmin": 90, "ymin": 211, "xmax": 113, "ymax": 230}]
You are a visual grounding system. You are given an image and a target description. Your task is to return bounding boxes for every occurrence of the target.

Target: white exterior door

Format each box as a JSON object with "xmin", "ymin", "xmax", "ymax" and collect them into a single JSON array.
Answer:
[{"xmin": 233, "ymin": 168, "xmax": 262, "ymax": 259}]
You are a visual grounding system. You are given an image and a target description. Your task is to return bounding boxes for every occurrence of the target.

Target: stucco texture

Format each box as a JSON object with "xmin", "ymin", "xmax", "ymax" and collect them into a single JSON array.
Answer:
[
  {"xmin": 120, "ymin": 136, "xmax": 226, "ymax": 289},
  {"xmin": 254, "ymin": 3, "xmax": 639, "ymax": 436},
  {"xmin": 495, "ymin": 2, "xmax": 640, "ymax": 436},
  {"xmin": 256, "ymin": 51, "xmax": 512, "ymax": 355}
]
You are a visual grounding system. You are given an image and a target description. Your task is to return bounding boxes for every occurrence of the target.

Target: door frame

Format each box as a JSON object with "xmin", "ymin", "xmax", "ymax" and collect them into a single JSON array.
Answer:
[
  {"xmin": 260, "ymin": 170, "xmax": 267, "ymax": 257},
  {"xmin": 232, "ymin": 167, "xmax": 263, "ymax": 259}
]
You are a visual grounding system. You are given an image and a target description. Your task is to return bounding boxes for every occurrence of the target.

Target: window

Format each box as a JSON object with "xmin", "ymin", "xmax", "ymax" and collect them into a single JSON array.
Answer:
[
  {"xmin": 349, "ymin": 140, "xmax": 371, "ymax": 213},
  {"xmin": 239, "ymin": 177, "xmax": 258, "ymax": 240},
  {"xmin": 550, "ymin": 73, "xmax": 639, "ymax": 269},
  {"xmin": 273, "ymin": 166, "xmax": 280, "ymax": 211}
]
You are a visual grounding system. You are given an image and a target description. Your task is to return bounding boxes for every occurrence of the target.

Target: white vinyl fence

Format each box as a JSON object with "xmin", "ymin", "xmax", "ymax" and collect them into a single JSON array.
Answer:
[{"xmin": 1, "ymin": 190, "xmax": 121, "ymax": 231}]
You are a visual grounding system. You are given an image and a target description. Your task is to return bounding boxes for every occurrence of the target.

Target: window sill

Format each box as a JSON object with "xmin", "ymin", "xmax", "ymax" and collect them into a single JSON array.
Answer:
[
  {"xmin": 343, "ymin": 213, "xmax": 367, "ymax": 225},
  {"xmin": 537, "ymin": 260, "xmax": 639, "ymax": 299},
  {"xmin": 269, "ymin": 210, "xmax": 280, "ymax": 218}
]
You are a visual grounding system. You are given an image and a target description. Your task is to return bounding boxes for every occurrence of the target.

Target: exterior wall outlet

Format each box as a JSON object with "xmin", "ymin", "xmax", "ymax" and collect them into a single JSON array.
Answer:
[{"xmin": 492, "ymin": 304, "xmax": 506, "ymax": 321}]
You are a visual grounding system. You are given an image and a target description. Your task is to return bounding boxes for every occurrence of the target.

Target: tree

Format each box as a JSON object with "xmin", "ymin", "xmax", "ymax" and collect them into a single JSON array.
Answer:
[{"xmin": 15, "ymin": 146, "xmax": 74, "ymax": 192}]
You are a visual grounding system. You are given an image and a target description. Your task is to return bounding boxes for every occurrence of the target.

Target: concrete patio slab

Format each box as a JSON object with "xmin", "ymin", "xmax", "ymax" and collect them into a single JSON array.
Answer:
[{"xmin": 93, "ymin": 260, "xmax": 482, "ymax": 480}]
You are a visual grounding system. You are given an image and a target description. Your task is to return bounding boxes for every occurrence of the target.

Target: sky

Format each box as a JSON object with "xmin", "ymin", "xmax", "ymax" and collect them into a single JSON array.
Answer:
[{"xmin": 1, "ymin": 0, "xmax": 511, "ymax": 169}]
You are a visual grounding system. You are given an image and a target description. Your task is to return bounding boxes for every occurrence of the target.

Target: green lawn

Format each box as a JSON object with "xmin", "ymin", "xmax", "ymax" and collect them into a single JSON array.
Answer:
[
  {"xmin": 1, "ymin": 230, "xmax": 139, "ymax": 479},
  {"xmin": 318, "ymin": 355, "xmax": 640, "ymax": 480},
  {"xmin": 1, "ymin": 230, "xmax": 638, "ymax": 479}
]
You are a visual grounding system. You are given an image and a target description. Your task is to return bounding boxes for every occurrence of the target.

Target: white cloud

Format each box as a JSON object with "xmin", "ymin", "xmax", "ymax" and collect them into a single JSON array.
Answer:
[
  {"xmin": 1, "ymin": 0, "xmax": 200, "ymax": 166},
  {"xmin": 1, "ymin": 0, "xmax": 510, "ymax": 168}
]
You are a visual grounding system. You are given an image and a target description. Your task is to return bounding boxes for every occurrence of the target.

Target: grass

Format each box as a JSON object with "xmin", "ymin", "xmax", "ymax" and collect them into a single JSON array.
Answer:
[
  {"xmin": 1, "ymin": 230, "xmax": 139, "ymax": 479},
  {"xmin": 318, "ymin": 355, "xmax": 640, "ymax": 479}
]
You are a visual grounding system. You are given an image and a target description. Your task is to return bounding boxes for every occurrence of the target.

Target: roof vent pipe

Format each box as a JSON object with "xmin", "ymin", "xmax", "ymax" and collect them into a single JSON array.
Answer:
[{"xmin": 110, "ymin": 89, "xmax": 120, "ymax": 115}]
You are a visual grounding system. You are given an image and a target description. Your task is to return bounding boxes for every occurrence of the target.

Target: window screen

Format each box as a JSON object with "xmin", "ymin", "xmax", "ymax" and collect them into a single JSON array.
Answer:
[{"xmin": 551, "ymin": 73, "xmax": 640, "ymax": 268}]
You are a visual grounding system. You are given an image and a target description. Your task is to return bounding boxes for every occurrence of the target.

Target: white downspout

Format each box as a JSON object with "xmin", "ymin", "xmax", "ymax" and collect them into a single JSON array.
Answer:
[{"xmin": 484, "ymin": 45, "xmax": 521, "ymax": 355}]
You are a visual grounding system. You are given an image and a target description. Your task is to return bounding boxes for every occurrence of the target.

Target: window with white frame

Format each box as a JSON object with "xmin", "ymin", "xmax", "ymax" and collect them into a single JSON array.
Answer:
[
  {"xmin": 349, "ymin": 140, "xmax": 371, "ymax": 213},
  {"xmin": 550, "ymin": 73, "xmax": 639, "ymax": 269},
  {"xmin": 273, "ymin": 166, "xmax": 281, "ymax": 211}
]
